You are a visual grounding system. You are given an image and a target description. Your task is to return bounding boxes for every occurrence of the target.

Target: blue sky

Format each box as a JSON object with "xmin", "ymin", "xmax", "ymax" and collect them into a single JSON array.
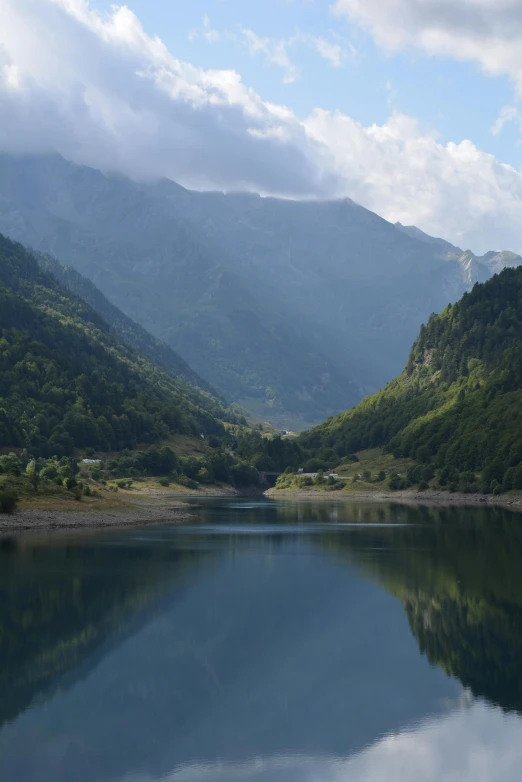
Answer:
[
  {"xmin": 88, "ymin": 0, "xmax": 521, "ymax": 168},
  {"xmin": 3, "ymin": 0, "xmax": 522, "ymax": 252}
]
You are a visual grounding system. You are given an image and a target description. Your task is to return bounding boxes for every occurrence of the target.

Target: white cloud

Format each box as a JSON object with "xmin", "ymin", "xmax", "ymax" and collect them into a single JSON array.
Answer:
[
  {"xmin": 241, "ymin": 29, "xmax": 301, "ymax": 84},
  {"xmin": 2, "ymin": 0, "xmax": 522, "ymax": 252},
  {"xmin": 491, "ymin": 105, "xmax": 522, "ymax": 136},
  {"xmin": 333, "ymin": 0, "xmax": 522, "ymax": 91},
  {"xmin": 189, "ymin": 15, "xmax": 223, "ymax": 45},
  {"xmin": 0, "ymin": 0, "xmax": 328, "ymax": 196},
  {"xmin": 308, "ymin": 35, "xmax": 347, "ymax": 67},
  {"xmin": 200, "ymin": 24, "xmax": 350, "ymax": 83},
  {"xmin": 306, "ymin": 109, "xmax": 522, "ymax": 251}
]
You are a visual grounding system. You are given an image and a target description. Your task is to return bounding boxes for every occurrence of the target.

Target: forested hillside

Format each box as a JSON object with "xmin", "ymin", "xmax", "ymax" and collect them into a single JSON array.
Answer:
[
  {"xmin": 37, "ymin": 252, "xmax": 219, "ymax": 396},
  {"xmin": 0, "ymin": 233, "xmax": 229, "ymax": 456},
  {"xmin": 299, "ymin": 267, "xmax": 522, "ymax": 493}
]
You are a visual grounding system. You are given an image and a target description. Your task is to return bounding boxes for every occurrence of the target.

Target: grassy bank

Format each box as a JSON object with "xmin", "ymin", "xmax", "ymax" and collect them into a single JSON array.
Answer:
[{"xmin": 267, "ymin": 448, "xmax": 522, "ymax": 509}]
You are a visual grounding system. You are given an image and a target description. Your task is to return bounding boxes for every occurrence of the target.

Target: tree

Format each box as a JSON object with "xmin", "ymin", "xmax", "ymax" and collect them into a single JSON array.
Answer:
[{"xmin": 25, "ymin": 460, "xmax": 40, "ymax": 491}]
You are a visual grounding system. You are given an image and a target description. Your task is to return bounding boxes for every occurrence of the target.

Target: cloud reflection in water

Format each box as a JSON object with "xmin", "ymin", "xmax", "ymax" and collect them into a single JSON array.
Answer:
[{"xmin": 129, "ymin": 701, "xmax": 522, "ymax": 782}]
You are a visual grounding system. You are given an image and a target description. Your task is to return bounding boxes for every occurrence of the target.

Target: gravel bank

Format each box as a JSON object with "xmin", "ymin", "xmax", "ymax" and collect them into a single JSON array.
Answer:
[{"xmin": 0, "ymin": 504, "xmax": 196, "ymax": 533}]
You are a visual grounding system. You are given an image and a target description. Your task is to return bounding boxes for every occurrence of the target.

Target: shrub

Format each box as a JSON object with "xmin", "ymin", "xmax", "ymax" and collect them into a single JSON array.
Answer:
[
  {"xmin": 158, "ymin": 477, "xmax": 170, "ymax": 487},
  {"xmin": 40, "ymin": 464, "xmax": 58, "ymax": 481},
  {"xmin": 389, "ymin": 476, "xmax": 408, "ymax": 491},
  {"xmin": 422, "ymin": 465, "xmax": 435, "ymax": 482},
  {"xmin": 0, "ymin": 490, "xmax": 18, "ymax": 514},
  {"xmin": 230, "ymin": 462, "xmax": 259, "ymax": 486},
  {"xmin": 329, "ymin": 480, "xmax": 346, "ymax": 491},
  {"xmin": 178, "ymin": 475, "xmax": 198, "ymax": 490},
  {"xmin": 418, "ymin": 480, "xmax": 429, "ymax": 491}
]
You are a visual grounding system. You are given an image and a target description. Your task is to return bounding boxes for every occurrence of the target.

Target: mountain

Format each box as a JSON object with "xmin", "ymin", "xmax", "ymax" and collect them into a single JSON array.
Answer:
[
  {"xmin": 0, "ymin": 153, "xmax": 520, "ymax": 429},
  {"xmin": 36, "ymin": 252, "xmax": 218, "ymax": 397},
  {"xmin": 395, "ymin": 222, "xmax": 522, "ymax": 284},
  {"xmin": 299, "ymin": 266, "xmax": 522, "ymax": 493},
  {"xmin": 0, "ymin": 232, "xmax": 231, "ymax": 456}
]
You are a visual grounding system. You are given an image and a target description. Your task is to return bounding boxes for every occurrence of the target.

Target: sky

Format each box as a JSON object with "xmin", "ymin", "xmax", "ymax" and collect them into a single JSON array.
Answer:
[{"xmin": 2, "ymin": 0, "xmax": 522, "ymax": 252}]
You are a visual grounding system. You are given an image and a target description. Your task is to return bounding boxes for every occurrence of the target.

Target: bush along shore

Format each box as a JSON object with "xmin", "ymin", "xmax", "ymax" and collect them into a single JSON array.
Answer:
[{"xmin": 267, "ymin": 449, "xmax": 522, "ymax": 509}]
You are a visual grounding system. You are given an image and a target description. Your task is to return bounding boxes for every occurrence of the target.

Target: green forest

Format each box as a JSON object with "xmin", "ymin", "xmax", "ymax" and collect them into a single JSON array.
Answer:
[
  {"xmin": 36, "ymin": 252, "xmax": 220, "ymax": 397},
  {"xmin": 0, "ymin": 233, "xmax": 235, "ymax": 456},
  {"xmin": 297, "ymin": 266, "xmax": 522, "ymax": 494},
  {"xmin": 4, "ymin": 228, "xmax": 522, "ymax": 501},
  {"xmin": 0, "ymin": 233, "xmax": 305, "ymax": 503}
]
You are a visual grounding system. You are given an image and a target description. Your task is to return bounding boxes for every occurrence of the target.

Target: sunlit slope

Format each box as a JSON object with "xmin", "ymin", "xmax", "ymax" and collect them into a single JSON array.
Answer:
[
  {"xmin": 300, "ymin": 267, "xmax": 522, "ymax": 493},
  {"xmin": 0, "ymin": 233, "xmax": 231, "ymax": 455}
]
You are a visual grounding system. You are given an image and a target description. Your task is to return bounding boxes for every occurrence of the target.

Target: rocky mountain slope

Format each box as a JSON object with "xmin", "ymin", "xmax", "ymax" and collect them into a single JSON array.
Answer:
[
  {"xmin": 0, "ymin": 153, "xmax": 519, "ymax": 428},
  {"xmin": 395, "ymin": 222, "xmax": 521, "ymax": 285}
]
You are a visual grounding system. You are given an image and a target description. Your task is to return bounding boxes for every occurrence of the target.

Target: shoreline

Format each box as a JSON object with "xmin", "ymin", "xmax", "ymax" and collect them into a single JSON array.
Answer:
[
  {"xmin": 264, "ymin": 487, "xmax": 522, "ymax": 509},
  {"xmin": 4, "ymin": 485, "xmax": 522, "ymax": 534},
  {"xmin": 0, "ymin": 485, "xmax": 238, "ymax": 534},
  {"xmin": 0, "ymin": 504, "xmax": 196, "ymax": 534}
]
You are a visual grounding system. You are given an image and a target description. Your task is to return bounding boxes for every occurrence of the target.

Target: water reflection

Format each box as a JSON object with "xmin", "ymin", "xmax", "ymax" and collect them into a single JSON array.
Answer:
[
  {"xmin": 141, "ymin": 703, "xmax": 522, "ymax": 781},
  {"xmin": 0, "ymin": 535, "xmax": 207, "ymax": 729},
  {"xmin": 1, "ymin": 500, "xmax": 522, "ymax": 781}
]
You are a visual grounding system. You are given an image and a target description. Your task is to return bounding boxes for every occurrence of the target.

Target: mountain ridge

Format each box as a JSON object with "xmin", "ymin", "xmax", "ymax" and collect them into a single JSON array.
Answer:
[{"xmin": 1, "ymin": 152, "xmax": 520, "ymax": 428}]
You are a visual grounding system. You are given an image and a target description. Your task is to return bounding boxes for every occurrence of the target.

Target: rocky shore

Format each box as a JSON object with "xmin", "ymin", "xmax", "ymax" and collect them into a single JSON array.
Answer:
[{"xmin": 0, "ymin": 504, "xmax": 196, "ymax": 534}]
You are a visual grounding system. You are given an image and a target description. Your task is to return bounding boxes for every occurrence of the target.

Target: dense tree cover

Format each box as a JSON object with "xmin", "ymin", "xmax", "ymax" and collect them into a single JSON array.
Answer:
[
  {"xmin": 0, "ymin": 233, "xmax": 303, "ymax": 489},
  {"xmin": 100, "ymin": 445, "xmax": 260, "ymax": 488},
  {"xmin": 299, "ymin": 268, "xmax": 522, "ymax": 493},
  {"xmin": 0, "ymin": 233, "xmax": 232, "ymax": 456},
  {"xmin": 0, "ymin": 428, "xmax": 306, "ymax": 505},
  {"xmin": 37, "ymin": 252, "xmax": 224, "ymax": 402}
]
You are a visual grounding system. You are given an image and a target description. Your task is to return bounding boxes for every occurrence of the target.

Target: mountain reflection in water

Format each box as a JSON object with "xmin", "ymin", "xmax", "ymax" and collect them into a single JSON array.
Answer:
[{"xmin": 1, "ymin": 499, "xmax": 522, "ymax": 782}]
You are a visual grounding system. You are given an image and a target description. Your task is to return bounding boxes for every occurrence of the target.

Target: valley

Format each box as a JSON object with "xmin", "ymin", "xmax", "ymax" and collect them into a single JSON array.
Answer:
[{"xmin": 1, "ymin": 154, "xmax": 519, "ymax": 429}]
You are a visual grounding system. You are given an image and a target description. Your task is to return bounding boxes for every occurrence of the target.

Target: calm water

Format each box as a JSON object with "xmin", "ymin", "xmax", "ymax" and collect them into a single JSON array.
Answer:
[{"xmin": 2, "ymin": 499, "xmax": 522, "ymax": 781}]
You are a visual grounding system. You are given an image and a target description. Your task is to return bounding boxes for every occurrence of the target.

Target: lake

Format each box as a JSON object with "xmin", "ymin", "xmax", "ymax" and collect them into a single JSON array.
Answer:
[{"xmin": 1, "ymin": 498, "xmax": 522, "ymax": 781}]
